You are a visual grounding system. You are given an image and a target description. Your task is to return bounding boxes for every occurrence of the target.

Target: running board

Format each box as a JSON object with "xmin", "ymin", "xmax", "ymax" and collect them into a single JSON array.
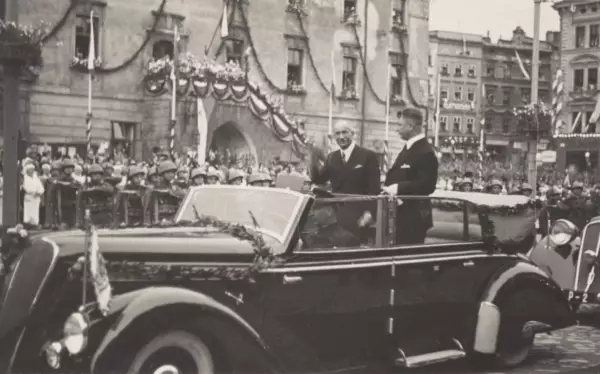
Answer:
[{"xmin": 394, "ymin": 339, "xmax": 466, "ymax": 368}]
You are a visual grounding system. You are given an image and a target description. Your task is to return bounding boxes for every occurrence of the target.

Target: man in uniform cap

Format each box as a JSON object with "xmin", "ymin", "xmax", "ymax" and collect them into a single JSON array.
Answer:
[
  {"xmin": 488, "ymin": 179, "xmax": 503, "ymax": 195},
  {"xmin": 157, "ymin": 160, "xmax": 186, "ymax": 199},
  {"xmin": 190, "ymin": 167, "xmax": 207, "ymax": 186},
  {"xmin": 382, "ymin": 107, "xmax": 438, "ymax": 245},
  {"xmin": 521, "ymin": 183, "xmax": 533, "ymax": 198},
  {"xmin": 174, "ymin": 167, "xmax": 190, "ymax": 189},
  {"xmin": 309, "ymin": 120, "xmax": 380, "ymax": 195},
  {"xmin": 85, "ymin": 164, "xmax": 114, "ymax": 193},
  {"xmin": 146, "ymin": 166, "xmax": 160, "ymax": 188}
]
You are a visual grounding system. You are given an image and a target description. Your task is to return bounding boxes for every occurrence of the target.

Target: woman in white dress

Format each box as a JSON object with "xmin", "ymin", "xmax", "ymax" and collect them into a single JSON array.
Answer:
[{"xmin": 22, "ymin": 163, "xmax": 45, "ymax": 227}]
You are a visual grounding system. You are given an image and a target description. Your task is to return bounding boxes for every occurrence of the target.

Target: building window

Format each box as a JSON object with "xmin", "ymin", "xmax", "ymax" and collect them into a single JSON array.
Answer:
[
  {"xmin": 440, "ymin": 116, "xmax": 447, "ymax": 132},
  {"xmin": 225, "ymin": 38, "xmax": 245, "ymax": 65},
  {"xmin": 466, "ymin": 118, "xmax": 474, "ymax": 133},
  {"xmin": 467, "ymin": 65, "xmax": 476, "ymax": 78},
  {"xmin": 454, "ymin": 64, "xmax": 463, "ymax": 77},
  {"xmin": 392, "ymin": 8, "xmax": 404, "ymax": 25},
  {"xmin": 574, "ymin": 69, "xmax": 584, "ymax": 90},
  {"xmin": 287, "ymin": 48, "xmax": 304, "ymax": 88},
  {"xmin": 343, "ymin": 0, "xmax": 357, "ymax": 18},
  {"xmin": 152, "ymin": 40, "xmax": 173, "ymax": 60},
  {"xmin": 502, "ymin": 87, "xmax": 511, "ymax": 106},
  {"xmin": 520, "ymin": 87, "xmax": 531, "ymax": 104},
  {"xmin": 441, "ymin": 86, "xmax": 448, "ymax": 100},
  {"xmin": 592, "ymin": 25, "xmax": 600, "ymax": 48},
  {"xmin": 390, "ymin": 63, "xmax": 403, "ymax": 97},
  {"xmin": 485, "ymin": 116, "xmax": 492, "ymax": 131},
  {"xmin": 75, "ymin": 14, "xmax": 99, "ymax": 59},
  {"xmin": 441, "ymin": 63, "xmax": 449, "ymax": 76},
  {"xmin": 539, "ymin": 90, "xmax": 549, "ymax": 102},
  {"xmin": 111, "ymin": 122, "xmax": 137, "ymax": 158},
  {"xmin": 454, "ymin": 86, "xmax": 463, "ymax": 100},
  {"xmin": 576, "ymin": 26, "xmax": 586, "ymax": 48},
  {"xmin": 589, "ymin": 67, "xmax": 598, "ymax": 89},
  {"xmin": 428, "ymin": 54, "xmax": 432, "ymax": 67},
  {"xmin": 486, "ymin": 63, "xmax": 494, "ymax": 77},
  {"xmin": 453, "ymin": 117, "xmax": 461, "ymax": 132},
  {"xmin": 502, "ymin": 118, "xmax": 510, "ymax": 134},
  {"xmin": 486, "ymin": 86, "xmax": 495, "ymax": 105},
  {"xmin": 495, "ymin": 65, "xmax": 505, "ymax": 79},
  {"xmin": 342, "ymin": 56, "xmax": 357, "ymax": 92},
  {"xmin": 467, "ymin": 87, "xmax": 474, "ymax": 102}
]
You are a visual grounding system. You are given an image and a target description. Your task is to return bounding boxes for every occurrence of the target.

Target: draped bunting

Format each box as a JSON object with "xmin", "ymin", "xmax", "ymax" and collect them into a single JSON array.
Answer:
[{"xmin": 143, "ymin": 58, "xmax": 307, "ymax": 157}]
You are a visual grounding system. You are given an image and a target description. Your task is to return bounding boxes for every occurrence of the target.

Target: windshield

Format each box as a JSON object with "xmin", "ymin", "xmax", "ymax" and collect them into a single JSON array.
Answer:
[{"xmin": 175, "ymin": 186, "xmax": 305, "ymax": 242}]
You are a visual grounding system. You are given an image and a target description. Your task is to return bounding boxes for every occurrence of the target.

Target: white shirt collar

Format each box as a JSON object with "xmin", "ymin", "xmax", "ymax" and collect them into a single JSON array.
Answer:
[
  {"xmin": 405, "ymin": 133, "xmax": 425, "ymax": 150},
  {"xmin": 340, "ymin": 142, "xmax": 356, "ymax": 160}
]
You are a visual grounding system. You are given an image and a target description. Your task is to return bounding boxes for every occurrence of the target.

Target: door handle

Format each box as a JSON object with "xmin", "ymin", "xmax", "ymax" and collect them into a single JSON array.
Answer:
[{"xmin": 283, "ymin": 275, "xmax": 303, "ymax": 284}]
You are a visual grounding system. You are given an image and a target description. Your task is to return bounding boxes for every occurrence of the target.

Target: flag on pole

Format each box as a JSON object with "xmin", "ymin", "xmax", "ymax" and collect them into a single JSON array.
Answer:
[
  {"xmin": 87, "ymin": 11, "xmax": 95, "ymax": 71},
  {"xmin": 587, "ymin": 93, "xmax": 600, "ymax": 132},
  {"xmin": 169, "ymin": 25, "xmax": 180, "ymax": 156},
  {"xmin": 221, "ymin": 1, "xmax": 229, "ymax": 38},
  {"xmin": 514, "ymin": 50, "xmax": 531, "ymax": 80},
  {"xmin": 571, "ymin": 111, "xmax": 582, "ymax": 133},
  {"xmin": 330, "ymin": 48, "xmax": 336, "ymax": 101}
]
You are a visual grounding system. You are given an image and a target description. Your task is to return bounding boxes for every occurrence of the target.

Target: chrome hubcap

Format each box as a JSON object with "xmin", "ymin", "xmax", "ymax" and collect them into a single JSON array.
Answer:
[{"xmin": 153, "ymin": 364, "xmax": 179, "ymax": 374}]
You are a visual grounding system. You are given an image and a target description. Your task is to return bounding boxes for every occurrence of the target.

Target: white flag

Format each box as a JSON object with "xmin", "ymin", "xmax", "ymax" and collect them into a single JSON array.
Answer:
[
  {"xmin": 514, "ymin": 50, "xmax": 530, "ymax": 80},
  {"xmin": 221, "ymin": 2, "xmax": 229, "ymax": 38},
  {"xmin": 87, "ymin": 11, "xmax": 95, "ymax": 71}
]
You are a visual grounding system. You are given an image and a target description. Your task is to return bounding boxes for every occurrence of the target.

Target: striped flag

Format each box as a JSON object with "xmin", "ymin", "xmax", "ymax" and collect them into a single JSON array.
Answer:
[
  {"xmin": 477, "ymin": 128, "xmax": 485, "ymax": 179},
  {"xmin": 383, "ymin": 140, "xmax": 391, "ymax": 173},
  {"xmin": 169, "ymin": 25, "xmax": 180, "ymax": 157},
  {"xmin": 552, "ymin": 69, "xmax": 564, "ymax": 135},
  {"xmin": 571, "ymin": 111, "xmax": 582, "ymax": 133},
  {"xmin": 587, "ymin": 93, "xmax": 600, "ymax": 133},
  {"xmin": 514, "ymin": 50, "xmax": 531, "ymax": 80},
  {"xmin": 220, "ymin": 1, "xmax": 229, "ymax": 38},
  {"xmin": 86, "ymin": 11, "xmax": 95, "ymax": 158}
]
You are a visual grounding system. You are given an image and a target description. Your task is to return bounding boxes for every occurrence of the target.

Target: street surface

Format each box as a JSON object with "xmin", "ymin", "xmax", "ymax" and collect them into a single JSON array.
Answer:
[{"xmin": 408, "ymin": 325, "xmax": 600, "ymax": 373}]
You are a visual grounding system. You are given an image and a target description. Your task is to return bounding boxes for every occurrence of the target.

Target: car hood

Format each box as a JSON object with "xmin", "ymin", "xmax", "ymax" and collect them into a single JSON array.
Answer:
[{"xmin": 36, "ymin": 227, "xmax": 258, "ymax": 257}]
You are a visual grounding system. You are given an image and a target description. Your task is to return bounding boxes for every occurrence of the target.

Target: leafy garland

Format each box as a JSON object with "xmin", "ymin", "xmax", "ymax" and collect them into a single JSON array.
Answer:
[
  {"xmin": 68, "ymin": 215, "xmax": 282, "ymax": 283},
  {"xmin": 350, "ymin": 25, "xmax": 386, "ymax": 105},
  {"xmin": 294, "ymin": 12, "xmax": 331, "ymax": 95}
]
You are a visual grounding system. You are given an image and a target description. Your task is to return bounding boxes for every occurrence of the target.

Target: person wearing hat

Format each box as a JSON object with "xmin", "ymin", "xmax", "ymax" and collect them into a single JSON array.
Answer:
[
  {"xmin": 248, "ymin": 172, "xmax": 271, "ymax": 187},
  {"xmin": 50, "ymin": 160, "xmax": 62, "ymax": 179},
  {"xmin": 508, "ymin": 185, "xmax": 521, "ymax": 195},
  {"xmin": 22, "ymin": 162, "xmax": 45, "ymax": 228},
  {"xmin": 84, "ymin": 164, "xmax": 114, "ymax": 193},
  {"xmin": 227, "ymin": 169, "xmax": 245, "ymax": 185},
  {"xmin": 205, "ymin": 168, "xmax": 220, "ymax": 185},
  {"xmin": 488, "ymin": 179, "xmax": 503, "ymax": 195},
  {"xmin": 565, "ymin": 181, "xmax": 593, "ymax": 231},
  {"xmin": 190, "ymin": 167, "xmax": 207, "ymax": 186},
  {"xmin": 460, "ymin": 178, "xmax": 473, "ymax": 192},
  {"xmin": 157, "ymin": 160, "xmax": 186, "ymax": 199},
  {"xmin": 59, "ymin": 158, "xmax": 82, "ymax": 186},
  {"xmin": 382, "ymin": 107, "xmax": 438, "ymax": 245},
  {"xmin": 146, "ymin": 166, "xmax": 160, "ymax": 188},
  {"xmin": 521, "ymin": 183, "xmax": 533, "ymax": 198},
  {"xmin": 174, "ymin": 167, "xmax": 190, "ymax": 189},
  {"xmin": 123, "ymin": 166, "xmax": 147, "ymax": 191},
  {"xmin": 539, "ymin": 186, "xmax": 571, "ymax": 236},
  {"xmin": 309, "ymin": 120, "xmax": 380, "ymax": 195},
  {"xmin": 51, "ymin": 158, "xmax": 81, "ymax": 228}
]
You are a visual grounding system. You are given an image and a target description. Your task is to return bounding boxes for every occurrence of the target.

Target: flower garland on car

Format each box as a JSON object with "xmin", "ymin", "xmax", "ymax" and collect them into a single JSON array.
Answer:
[{"xmin": 68, "ymin": 215, "xmax": 281, "ymax": 284}]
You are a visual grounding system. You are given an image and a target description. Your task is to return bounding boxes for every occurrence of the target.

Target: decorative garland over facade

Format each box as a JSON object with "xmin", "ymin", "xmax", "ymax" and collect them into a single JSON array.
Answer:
[{"xmin": 143, "ymin": 53, "xmax": 308, "ymax": 156}]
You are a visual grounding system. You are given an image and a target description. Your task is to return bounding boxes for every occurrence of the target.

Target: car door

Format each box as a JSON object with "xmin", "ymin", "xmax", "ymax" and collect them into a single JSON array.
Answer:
[{"xmin": 260, "ymin": 250, "xmax": 393, "ymax": 372}]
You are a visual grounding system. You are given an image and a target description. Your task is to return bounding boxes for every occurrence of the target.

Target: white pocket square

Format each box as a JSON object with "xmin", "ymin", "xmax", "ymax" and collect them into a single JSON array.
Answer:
[
  {"xmin": 400, "ymin": 164, "xmax": 411, "ymax": 169},
  {"xmin": 354, "ymin": 164, "xmax": 363, "ymax": 169}
]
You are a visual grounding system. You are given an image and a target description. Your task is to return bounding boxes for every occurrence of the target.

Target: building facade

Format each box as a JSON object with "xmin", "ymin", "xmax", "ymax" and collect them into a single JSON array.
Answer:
[
  {"xmin": 12, "ymin": 0, "xmax": 430, "ymax": 163},
  {"xmin": 554, "ymin": 0, "xmax": 600, "ymax": 174},
  {"xmin": 428, "ymin": 27, "xmax": 559, "ymax": 165},
  {"xmin": 428, "ymin": 31, "xmax": 484, "ymax": 155},
  {"xmin": 481, "ymin": 27, "xmax": 558, "ymax": 163}
]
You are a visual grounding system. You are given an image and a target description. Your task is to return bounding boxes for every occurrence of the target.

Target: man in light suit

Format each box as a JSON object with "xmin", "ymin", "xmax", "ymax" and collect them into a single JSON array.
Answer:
[{"xmin": 382, "ymin": 108, "xmax": 438, "ymax": 245}]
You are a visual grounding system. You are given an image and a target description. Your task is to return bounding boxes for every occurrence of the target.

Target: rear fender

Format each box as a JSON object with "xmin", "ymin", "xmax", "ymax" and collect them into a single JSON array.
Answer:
[
  {"xmin": 91, "ymin": 286, "xmax": 280, "ymax": 374},
  {"xmin": 473, "ymin": 262, "xmax": 575, "ymax": 354}
]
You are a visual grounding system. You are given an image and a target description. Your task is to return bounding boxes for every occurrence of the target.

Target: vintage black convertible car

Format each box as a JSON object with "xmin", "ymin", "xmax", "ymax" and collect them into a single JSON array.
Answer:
[{"xmin": 0, "ymin": 186, "xmax": 575, "ymax": 374}]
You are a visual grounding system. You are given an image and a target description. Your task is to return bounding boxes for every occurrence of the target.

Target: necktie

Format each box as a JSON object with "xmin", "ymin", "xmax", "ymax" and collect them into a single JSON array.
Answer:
[{"xmin": 342, "ymin": 151, "xmax": 347, "ymax": 164}]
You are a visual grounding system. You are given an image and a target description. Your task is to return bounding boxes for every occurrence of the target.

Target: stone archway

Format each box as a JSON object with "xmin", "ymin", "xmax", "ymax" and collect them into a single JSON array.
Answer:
[{"xmin": 209, "ymin": 121, "xmax": 258, "ymax": 165}]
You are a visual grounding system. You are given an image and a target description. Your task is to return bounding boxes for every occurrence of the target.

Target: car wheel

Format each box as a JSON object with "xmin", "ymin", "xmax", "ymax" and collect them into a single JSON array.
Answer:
[
  {"xmin": 494, "ymin": 319, "xmax": 534, "ymax": 368},
  {"xmin": 126, "ymin": 330, "xmax": 215, "ymax": 374}
]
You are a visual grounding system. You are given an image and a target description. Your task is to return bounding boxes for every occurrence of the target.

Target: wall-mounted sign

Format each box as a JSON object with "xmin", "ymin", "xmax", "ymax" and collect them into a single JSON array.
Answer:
[{"xmin": 443, "ymin": 102, "xmax": 474, "ymax": 111}]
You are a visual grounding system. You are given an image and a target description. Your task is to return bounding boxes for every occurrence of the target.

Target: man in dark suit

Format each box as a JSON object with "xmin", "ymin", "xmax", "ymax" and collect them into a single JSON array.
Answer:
[
  {"xmin": 309, "ymin": 121, "xmax": 380, "ymax": 195},
  {"xmin": 309, "ymin": 121, "xmax": 381, "ymax": 244},
  {"xmin": 382, "ymin": 108, "xmax": 438, "ymax": 245}
]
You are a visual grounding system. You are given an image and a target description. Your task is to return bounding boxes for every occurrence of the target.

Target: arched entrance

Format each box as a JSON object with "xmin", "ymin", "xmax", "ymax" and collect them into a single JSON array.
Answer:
[{"xmin": 210, "ymin": 121, "xmax": 258, "ymax": 166}]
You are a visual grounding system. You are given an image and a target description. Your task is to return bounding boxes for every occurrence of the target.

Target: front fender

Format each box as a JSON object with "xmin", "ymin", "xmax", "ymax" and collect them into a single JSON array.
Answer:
[
  {"xmin": 483, "ymin": 261, "xmax": 575, "ymax": 327},
  {"xmin": 473, "ymin": 261, "xmax": 575, "ymax": 354},
  {"xmin": 91, "ymin": 286, "xmax": 280, "ymax": 374}
]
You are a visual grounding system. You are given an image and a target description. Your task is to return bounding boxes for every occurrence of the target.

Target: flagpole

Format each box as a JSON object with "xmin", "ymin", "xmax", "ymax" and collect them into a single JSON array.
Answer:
[
  {"xmin": 86, "ymin": 10, "xmax": 96, "ymax": 183},
  {"xmin": 169, "ymin": 25, "xmax": 179, "ymax": 159},
  {"xmin": 434, "ymin": 67, "xmax": 441, "ymax": 148}
]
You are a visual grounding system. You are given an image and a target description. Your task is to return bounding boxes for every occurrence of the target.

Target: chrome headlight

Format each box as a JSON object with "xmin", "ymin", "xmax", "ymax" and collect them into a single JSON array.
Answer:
[
  {"xmin": 63, "ymin": 312, "xmax": 89, "ymax": 354},
  {"xmin": 549, "ymin": 219, "xmax": 578, "ymax": 246}
]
